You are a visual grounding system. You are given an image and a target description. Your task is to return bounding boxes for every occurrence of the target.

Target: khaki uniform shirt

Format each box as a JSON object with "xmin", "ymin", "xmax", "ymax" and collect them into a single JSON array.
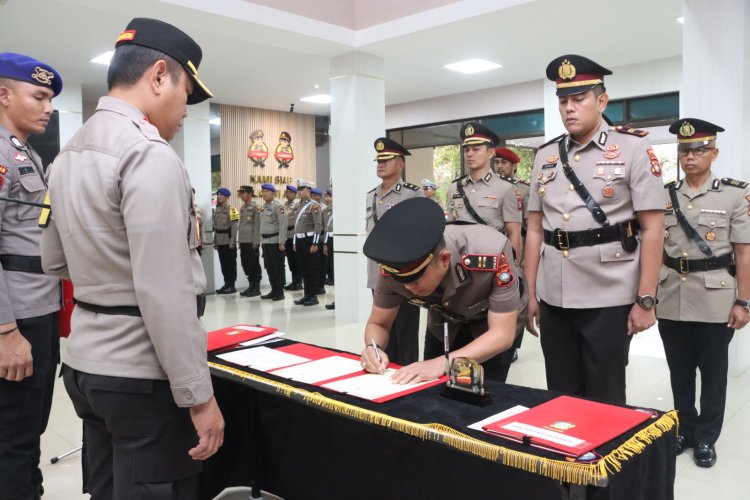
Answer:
[
  {"xmin": 658, "ymin": 176, "xmax": 750, "ymax": 322},
  {"xmin": 374, "ymin": 224, "xmax": 523, "ymax": 343},
  {"xmin": 293, "ymin": 199, "xmax": 323, "ymax": 245},
  {"xmin": 516, "ymin": 180, "xmax": 530, "ymax": 221},
  {"xmin": 212, "ymin": 204, "xmax": 237, "ymax": 246},
  {"xmin": 323, "ymin": 203, "xmax": 333, "ymax": 243},
  {"xmin": 528, "ymin": 120, "xmax": 664, "ymax": 308},
  {"xmin": 365, "ymin": 180, "xmax": 423, "ymax": 288},
  {"xmin": 259, "ymin": 199, "xmax": 287, "ymax": 244},
  {"xmin": 285, "ymin": 198, "xmax": 299, "ymax": 236},
  {"xmin": 0, "ymin": 125, "xmax": 60, "ymax": 323},
  {"xmin": 446, "ymin": 170, "xmax": 522, "ymax": 232},
  {"xmin": 238, "ymin": 200, "xmax": 261, "ymax": 245},
  {"xmin": 40, "ymin": 96, "xmax": 211, "ymax": 407}
]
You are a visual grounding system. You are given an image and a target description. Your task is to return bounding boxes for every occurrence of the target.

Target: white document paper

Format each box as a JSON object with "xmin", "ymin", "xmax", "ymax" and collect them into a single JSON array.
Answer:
[
  {"xmin": 269, "ymin": 355, "xmax": 363, "ymax": 384},
  {"xmin": 321, "ymin": 369, "xmax": 437, "ymax": 400},
  {"xmin": 239, "ymin": 331, "xmax": 285, "ymax": 347},
  {"xmin": 467, "ymin": 405, "xmax": 529, "ymax": 432},
  {"xmin": 500, "ymin": 422, "xmax": 585, "ymax": 447},
  {"xmin": 216, "ymin": 346, "xmax": 309, "ymax": 371}
]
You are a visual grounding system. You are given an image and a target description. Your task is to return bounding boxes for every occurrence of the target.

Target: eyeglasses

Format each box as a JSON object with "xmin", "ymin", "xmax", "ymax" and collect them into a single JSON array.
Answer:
[{"xmin": 678, "ymin": 146, "xmax": 715, "ymax": 157}]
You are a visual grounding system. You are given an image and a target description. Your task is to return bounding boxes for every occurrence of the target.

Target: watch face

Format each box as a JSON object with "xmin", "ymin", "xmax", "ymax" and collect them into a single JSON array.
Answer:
[{"xmin": 639, "ymin": 296, "xmax": 655, "ymax": 308}]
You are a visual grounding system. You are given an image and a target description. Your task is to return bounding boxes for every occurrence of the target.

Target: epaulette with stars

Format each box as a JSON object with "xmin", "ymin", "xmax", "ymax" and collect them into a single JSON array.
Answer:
[
  {"xmin": 721, "ymin": 178, "xmax": 749, "ymax": 189},
  {"xmin": 538, "ymin": 133, "xmax": 566, "ymax": 149},
  {"xmin": 403, "ymin": 182, "xmax": 420, "ymax": 191},
  {"xmin": 496, "ymin": 173, "xmax": 516, "ymax": 184},
  {"xmin": 612, "ymin": 125, "xmax": 649, "ymax": 137}
]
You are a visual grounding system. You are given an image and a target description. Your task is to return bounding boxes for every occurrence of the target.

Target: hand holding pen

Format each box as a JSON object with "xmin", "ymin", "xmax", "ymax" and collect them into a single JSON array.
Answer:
[{"xmin": 360, "ymin": 338, "xmax": 388, "ymax": 374}]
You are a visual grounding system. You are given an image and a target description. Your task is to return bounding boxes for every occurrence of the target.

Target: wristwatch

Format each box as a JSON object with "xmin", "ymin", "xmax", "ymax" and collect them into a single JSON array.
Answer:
[
  {"xmin": 734, "ymin": 298, "xmax": 750, "ymax": 311},
  {"xmin": 636, "ymin": 295, "xmax": 658, "ymax": 310}
]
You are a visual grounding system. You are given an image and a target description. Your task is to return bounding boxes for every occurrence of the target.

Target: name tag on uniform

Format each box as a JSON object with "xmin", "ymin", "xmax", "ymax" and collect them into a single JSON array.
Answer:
[
  {"xmin": 542, "ymin": 163, "xmax": 557, "ymax": 169},
  {"xmin": 18, "ymin": 166, "xmax": 35, "ymax": 175}
]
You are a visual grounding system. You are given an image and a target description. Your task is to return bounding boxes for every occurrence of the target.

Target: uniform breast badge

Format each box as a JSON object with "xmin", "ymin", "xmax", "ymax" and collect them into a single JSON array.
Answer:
[
  {"xmin": 706, "ymin": 231, "xmax": 716, "ymax": 241},
  {"xmin": 602, "ymin": 184, "xmax": 615, "ymax": 198}
]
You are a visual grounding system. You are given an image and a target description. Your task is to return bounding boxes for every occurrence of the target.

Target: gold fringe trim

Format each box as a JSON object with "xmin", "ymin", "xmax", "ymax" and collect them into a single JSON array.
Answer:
[{"xmin": 209, "ymin": 362, "xmax": 679, "ymax": 486}]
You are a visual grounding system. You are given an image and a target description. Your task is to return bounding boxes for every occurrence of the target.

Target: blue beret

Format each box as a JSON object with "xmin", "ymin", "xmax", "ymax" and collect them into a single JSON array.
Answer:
[
  {"xmin": 326, "ymin": 189, "xmax": 332, "ymax": 196},
  {"xmin": 285, "ymin": 185, "xmax": 298, "ymax": 193},
  {"xmin": 216, "ymin": 187, "xmax": 231, "ymax": 196},
  {"xmin": 311, "ymin": 188, "xmax": 322, "ymax": 196},
  {"xmin": 0, "ymin": 52, "xmax": 63, "ymax": 97},
  {"xmin": 261, "ymin": 183, "xmax": 276, "ymax": 193}
]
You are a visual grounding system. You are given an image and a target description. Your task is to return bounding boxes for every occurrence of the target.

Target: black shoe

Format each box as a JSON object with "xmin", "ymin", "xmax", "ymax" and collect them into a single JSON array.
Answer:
[
  {"xmin": 675, "ymin": 435, "xmax": 693, "ymax": 456},
  {"xmin": 217, "ymin": 285, "xmax": 235, "ymax": 294},
  {"xmin": 325, "ymin": 302, "xmax": 335, "ymax": 310},
  {"xmin": 314, "ymin": 287, "xmax": 326, "ymax": 295},
  {"xmin": 261, "ymin": 292, "xmax": 275, "ymax": 299},
  {"xmin": 294, "ymin": 297, "xmax": 309, "ymax": 305},
  {"xmin": 248, "ymin": 283, "xmax": 261, "ymax": 297},
  {"xmin": 303, "ymin": 297, "xmax": 319, "ymax": 306},
  {"xmin": 285, "ymin": 282, "xmax": 303, "ymax": 291},
  {"xmin": 216, "ymin": 284, "xmax": 228, "ymax": 294},
  {"xmin": 693, "ymin": 442, "xmax": 717, "ymax": 467},
  {"xmin": 240, "ymin": 287, "xmax": 253, "ymax": 297},
  {"xmin": 272, "ymin": 294, "xmax": 285, "ymax": 301},
  {"xmin": 324, "ymin": 279, "xmax": 334, "ymax": 286}
]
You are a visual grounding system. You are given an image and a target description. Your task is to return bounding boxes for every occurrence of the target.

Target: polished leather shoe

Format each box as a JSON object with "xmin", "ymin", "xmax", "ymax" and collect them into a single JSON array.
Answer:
[
  {"xmin": 693, "ymin": 442, "xmax": 717, "ymax": 467},
  {"xmin": 314, "ymin": 287, "xmax": 326, "ymax": 295},
  {"xmin": 325, "ymin": 302, "xmax": 335, "ymax": 310},
  {"xmin": 271, "ymin": 294, "xmax": 285, "ymax": 301},
  {"xmin": 294, "ymin": 297, "xmax": 309, "ymax": 305},
  {"xmin": 324, "ymin": 279, "xmax": 334, "ymax": 286},
  {"xmin": 260, "ymin": 292, "xmax": 275, "ymax": 299},
  {"xmin": 675, "ymin": 435, "xmax": 693, "ymax": 456},
  {"xmin": 240, "ymin": 287, "xmax": 253, "ymax": 297},
  {"xmin": 284, "ymin": 282, "xmax": 303, "ymax": 291},
  {"xmin": 215, "ymin": 284, "xmax": 228, "ymax": 294},
  {"xmin": 303, "ymin": 297, "xmax": 319, "ymax": 306},
  {"xmin": 217, "ymin": 285, "xmax": 236, "ymax": 294}
]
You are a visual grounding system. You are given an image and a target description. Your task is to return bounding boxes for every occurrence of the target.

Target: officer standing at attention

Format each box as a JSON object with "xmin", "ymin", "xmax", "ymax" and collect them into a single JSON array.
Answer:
[
  {"xmin": 311, "ymin": 187, "xmax": 328, "ymax": 290},
  {"xmin": 40, "ymin": 18, "xmax": 224, "ymax": 499},
  {"xmin": 259, "ymin": 183, "xmax": 287, "ymax": 301},
  {"xmin": 447, "ymin": 123, "xmax": 522, "ymax": 260},
  {"xmin": 293, "ymin": 181, "xmax": 323, "ymax": 306},
  {"xmin": 283, "ymin": 184, "xmax": 302, "ymax": 290},
  {"xmin": 658, "ymin": 119, "xmax": 750, "ymax": 467},
  {"xmin": 213, "ymin": 187, "xmax": 238, "ymax": 294},
  {"xmin": 237, "ymin": 185, "xmax": 261, "ymax": 297},
  {"xmin": 323, "ymin": 189, "xmax": 334, "ymax": 286},
  {"xmin": 0, "ymin": 52, "xmax": 62, "ymax": 500},
  {"xmin": 366, "ymin": 137, "xmax": 423, "ymax": 365},
  {"xmin": 361, "ymin": 198, "xmax": 522, "ymax": 383},
  {"xmin": 524, "ymin": 55, "xmax": 664, "ymax": 405}
]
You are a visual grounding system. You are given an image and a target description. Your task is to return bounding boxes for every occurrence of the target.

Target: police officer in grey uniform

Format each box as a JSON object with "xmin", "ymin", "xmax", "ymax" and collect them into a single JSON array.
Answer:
[
  {"xmin": 259, "ymin": 183, "xmax": 287, "ymax": 301},
  {"xmin": 323, "ymin": 189, "xmax": 334, "ymax": 286},
  {"xmin": 237, "ymin": 185, "xmax": 261, "ymax": 297},
  {"xmin": 366, "ymin": 137, "xmax": 423, "ymax": 365},
  {"xmin": 213, "ymin": 187, "xmax": 238, "ymax": 294},
  {"xmin": 311, "ymin": 187, "xmax": 328, "ymax": 290},
  {"xmin": 283, "ymin": 184, "xmax": 302, "ymax": 290},
  {"xmin": 524, "ymin": 55, "xmax": 664, "ymax": 405},
  {"xmin": 40, "ymin": 18, "xmax": 224, "ymax": 499},
  {"xmin": 447, "ymin": 123, "xmax": 522, "ymax": 260},
  {"xmin": 360, "ymin": 198, "xmax": 522, "ymax": 383},
  {"xmin": 658, "ymin": 118, "xmax": 750, "ymax": 467},
  {"xmin": 293, "ymin": 181, "xmax": 323, "ymax": 306},
  {"xmin": 0, "ymin": 52, "xmax": 62, "ymax": 500}
]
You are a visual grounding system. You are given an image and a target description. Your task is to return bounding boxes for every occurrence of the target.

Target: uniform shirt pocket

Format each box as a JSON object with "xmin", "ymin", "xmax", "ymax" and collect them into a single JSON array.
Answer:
[
  {"xmin": 16, "ymin": 173, "xmax": 45, "ymax": 221},
  {"xmin": 599, "ymin": 242, "xmax": 636, "ymax": 262},
  {"xmin": 704, "ymin": 271, "xmax": 735, "ymax": 290},
  {"xmin": 698, "ymin": 215, "xmax": 729, "ymax": 240},
  {"xmin": 477, "ymin": 199, "xmax": 500, "ymax": 209},
  {"xmin": 664, "ymin": 218, "xmax": 679, "ymax": 247}
]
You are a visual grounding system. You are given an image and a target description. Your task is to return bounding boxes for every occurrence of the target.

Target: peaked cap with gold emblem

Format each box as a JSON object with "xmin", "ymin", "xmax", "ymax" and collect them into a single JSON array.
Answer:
[
  {"xmin": 669, "ymin": 118, "xmax": 724, "ymax": 150},
  {"xmin": 0, "ymin": 52, "xmax": 63, "ymax": 96},
  {"xmin": 460, "ymin": 121, "xmax": 499, "ymax": 146},
  {"xmin": 545, "ymin": 54, "xmax": 612, "ymax": 96},
  {"xmin": 373, "ymin": 137, "xmax": 411, "ymax": 161}
]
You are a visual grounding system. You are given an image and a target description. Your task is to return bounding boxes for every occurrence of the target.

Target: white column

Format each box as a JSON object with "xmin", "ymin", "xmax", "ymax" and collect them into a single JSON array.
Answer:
[
  {"xmin": 171, "ymin": 101, "xmax": 222, "ymax": 291},
  {"xmin": 682, "ymin": 0, "xmax": 750, "ymax": 375},
  {"xmin": 55, "ymin": 83, "xmax": 83, "ymax": 148},
  {"xmin": 329, "ymin": 52, "xmax": 384, "ymax": 323},
  {"xmin": 542, "ymin": 79, "xmax": 565, "ymax": 141}
]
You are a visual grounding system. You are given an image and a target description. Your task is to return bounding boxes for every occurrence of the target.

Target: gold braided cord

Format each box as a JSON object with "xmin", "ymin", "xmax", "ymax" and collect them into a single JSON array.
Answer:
[{"xmin": 208, "ymin": 362, "xmax": 678, "ymax": 486}]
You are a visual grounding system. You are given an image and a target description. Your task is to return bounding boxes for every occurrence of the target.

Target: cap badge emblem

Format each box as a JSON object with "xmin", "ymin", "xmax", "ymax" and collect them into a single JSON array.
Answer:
[
  {"xmin": 31, "ymin": 67, "xmax": 54, "ymax": 86},
  {"xmin": 465, "ymin": 124, "xmax": 474, "ymax": 136},
  {"xmin": 679, "ymin": 121, "xmax": 696, "ymax": 137},
  {"xmin": 558, "ymin": 59, "xmax": 576, "ymax": 80},
  {"xmin": 375, "ymin": 140, "xmax": 385, "ymax": 151}
]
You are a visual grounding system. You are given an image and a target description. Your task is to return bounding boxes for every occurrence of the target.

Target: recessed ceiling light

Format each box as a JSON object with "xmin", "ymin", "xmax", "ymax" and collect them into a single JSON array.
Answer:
[
  {"xmin": 314, "ymin": 84, "xmax": 320, "ymax": 89},
  {"xmin": 90, "ymin": 51, "xmax": 115, "ymax": 65},
  {"xmin": 300, "ymin": 94, "xmax": 331, "ymax": 104},
  {"xmin": 209, "ymin": 117, "xmax": 221, "ymax": 126},
  {"xmin": 676, "ymin": 16, "xmax": 684, "ymax": 24},
  {"xmin": 443, "ymin": 58, "xmax": 502, "ymax": 74}
]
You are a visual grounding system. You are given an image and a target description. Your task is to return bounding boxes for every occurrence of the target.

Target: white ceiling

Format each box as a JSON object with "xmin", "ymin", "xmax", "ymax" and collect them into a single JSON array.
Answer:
[{"xmin": 0, "ymin": 0, "xmax": 683, "ymax": 115}]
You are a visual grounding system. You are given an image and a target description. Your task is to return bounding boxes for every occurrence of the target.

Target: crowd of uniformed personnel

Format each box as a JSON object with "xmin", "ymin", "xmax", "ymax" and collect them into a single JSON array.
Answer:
[{"xmin": 1, "ymin": 15, "xmax": 747, "ymax": 498}]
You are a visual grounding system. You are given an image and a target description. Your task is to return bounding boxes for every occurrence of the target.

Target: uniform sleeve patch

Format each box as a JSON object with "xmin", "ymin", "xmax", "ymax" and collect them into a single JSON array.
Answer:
[
  {"xmin": 647, "ymin": 148, "xmax": 662, "ymax": 177},
  {"xmin": 495, "ymin": 254, "xmax": 515, "ymax": 287},
  {"xmin": 229, "ymin": 206, "xmax": 240, "ymax": 221},
  {"xmin": 312, "ymin": 205, "xmax": 320, "ymax": 214},
  {"xmin": 0, "ymin": 165, "xmax": 7, "ymax": 175}
]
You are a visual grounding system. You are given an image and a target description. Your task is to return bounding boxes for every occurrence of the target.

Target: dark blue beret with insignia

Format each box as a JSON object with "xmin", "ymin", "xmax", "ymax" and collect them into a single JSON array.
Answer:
[
  {"xmin": 311, "ymin": 187, "xmax": 323, "ymax": 196},
  {"xmin": 260, "ymin": 183, "xmax": 276, "ymax": 193},
  {"xmin": 216, "ymin": 187, "xmax": 231, "ymax": 196},
  {"xmin": 285, "ymin": 184, "xmax": 298, "ymax": 193},
  {"xmin": 0, "ymin": 52, "xmax": 63, "ymax": 97}
]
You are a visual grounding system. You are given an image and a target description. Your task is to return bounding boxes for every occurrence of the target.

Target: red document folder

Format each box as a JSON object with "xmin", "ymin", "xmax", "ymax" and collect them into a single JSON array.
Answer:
[
  {"xmin": 481, "ymin": 395, "xmax": 651, "ymax": 457},
  {"xmin": 207, "ymin": 324, "xmax": 278, "ymax": 352}
]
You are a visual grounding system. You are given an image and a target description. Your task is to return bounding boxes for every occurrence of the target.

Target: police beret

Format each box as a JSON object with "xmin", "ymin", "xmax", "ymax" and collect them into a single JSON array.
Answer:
[
  {"xmin": 374, "ymin": 137, "xmax": 411, "ymax": 161},
  {"xmin": 285, "ymin": 184, "xmax": 298, "ymax": 193},
  {"xmin": 326, "ymin": 189, "xmax": 332, "ymax": 196},
  {"xmin": 216, "ymin": 187, "xmax": 231, "ymax": 196},
  {"xmin": 0, "ymin": 52, "xmax": 63, "ymax": 97},
  {"xmin": 237, "ymin": 185, "xmax": 254, "ymax": 193},
  {"xmin": 546, "ymin": 54, "xmax": 612, "ymax": 96},
  {"xmin": 494, "ymin": 147, "xmax": 520, "ymax": 164},
  {"xmin": 115, "ymin": 18, "xmax": 212, "ymax": 105},
  {"xmin": 363, "ymin": 198, "xmax": 445, "ymax": 284},
  {"xmin": 311, "ymin": 187, "xmax": 322, "ymax": 196},
  {"xmin": 669, "ymin": 118, "xmax": 724, "ymax": 149},
  {"xmin": 421, "ymin": 179, "xmax": 438, "ymax": 189},
  {"xmin": 261, "ymin": 183, "xmax": 276, "ymax": 192},
  {"xmin": 460, "ymin": 122, "xmax": 499, "ymax": 146},
  {"xmin": 279, "ymin": 131, "xmax": 292, "ymax": 142}
]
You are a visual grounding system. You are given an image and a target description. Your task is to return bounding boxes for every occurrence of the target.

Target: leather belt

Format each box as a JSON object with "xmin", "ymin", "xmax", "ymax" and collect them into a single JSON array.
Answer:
[
  {"xmin": 0, "ymin": 254, "xmax": 43, "ymax": 274},
  {"xmin": 287, "ymin": 226, "xmax": 295, "ymax": 230},
  {"xmin": 296, "ymin": 232, "xmax": 315, "ymax": 238},
  {"xmin": 76, "ymin": 294, "xmax": 206, "ymax": 318},
  {"xmin": 664, "ymin": 253, "xmax": 733, "ymax": 274},
  {"xmin": 214, "ymin": 228, "xmax": 231, "ymax": 234},
  {"xmin": 543, "ymin": 219, "xmax": 640, "ymax": 251},
  {"xmin": 261, "ymin": 233, "xmax": 279, "ymax": 238}
]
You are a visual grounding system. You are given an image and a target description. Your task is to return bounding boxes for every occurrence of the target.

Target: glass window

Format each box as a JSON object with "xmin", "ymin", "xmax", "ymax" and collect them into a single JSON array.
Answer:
[
  {"xmin": 483, "ymin": 110, "xmax": 544, "ymax": 140},
  {"xmin": 629, "ymin": 93, "xmax": 679, "ymax": 122},
  {"xmin": 604, "ymin": 101, "xmax": 625, "ymax": 124}
]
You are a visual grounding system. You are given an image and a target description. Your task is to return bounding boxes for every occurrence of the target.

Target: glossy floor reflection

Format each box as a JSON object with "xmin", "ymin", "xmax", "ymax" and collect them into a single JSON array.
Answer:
[{"xmin": 40, "ymin": 286, "xmax": 750, "ymax": 499}]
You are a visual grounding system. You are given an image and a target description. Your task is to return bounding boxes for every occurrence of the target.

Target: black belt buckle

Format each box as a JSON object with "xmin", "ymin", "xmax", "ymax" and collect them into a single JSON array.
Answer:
[
  {"xmin": 679, "ymin": 257, "xmax": 689, "ymax": 274},
  {"xmin": 554, "ymin": 228, "xmax": 570, "ymax": 250}
]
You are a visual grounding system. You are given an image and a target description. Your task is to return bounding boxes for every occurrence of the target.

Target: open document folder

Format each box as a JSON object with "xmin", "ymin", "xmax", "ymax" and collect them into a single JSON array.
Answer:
[{"xmin": 207, "ymin": 324, "xmax": 278, "ymax": 352}]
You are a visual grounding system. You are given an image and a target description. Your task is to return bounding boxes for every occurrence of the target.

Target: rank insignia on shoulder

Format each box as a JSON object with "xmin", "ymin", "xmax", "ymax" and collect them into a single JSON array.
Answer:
[
  {"xmin": 721, "ymin": 178, "xmax": 749, "ymax": 189},
  {"xmin": 403, "ymin": 182, "xmax": 419, "ymax": 191},
  {"xmin": 647, "ymin": 148, "xmax": 662, "ymax": 177},
  {"xmin": 461, "ymin": 254, "xmax": 502, "ymax": 272},
  {"xmin": 613, "ymin": 125, "xmax": 649, "ymax": 137}
]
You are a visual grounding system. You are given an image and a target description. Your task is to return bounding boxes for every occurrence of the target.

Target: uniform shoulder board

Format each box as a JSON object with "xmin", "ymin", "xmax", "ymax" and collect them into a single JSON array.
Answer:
[
  {"xmin": 496, "ymin": 173, "xmax": 516, "ymax": 184},
  {"xmin": 721, "ymin": 177, "xmax": 749, "ymax": 189},
  {"xmin": 460, "ymin": 254, "xmax": 502, "ymax": 272},
  {"xmin": 538, "ymin": 133, "xmax": 566, "ymax": 150},
  {"xmin": 613, "ymin": 125, "xmax": 649, "ymax": 137},
  {"xmin": 403, "ymin": 182, "xmax": 419, "ymax": 191},
  {"xmin": 451, "ymin": 175, "xmax": 467, "ymax": 184},
  {"xmin": 229, "ymin": 206, "xmax": 240, "ymax": 221}
]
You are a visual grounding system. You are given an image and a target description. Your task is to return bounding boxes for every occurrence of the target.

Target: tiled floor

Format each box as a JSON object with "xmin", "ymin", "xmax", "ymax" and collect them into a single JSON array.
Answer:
[{"xmin": 40, "ymin": 286, "xmax": 750, "ymax": 499}]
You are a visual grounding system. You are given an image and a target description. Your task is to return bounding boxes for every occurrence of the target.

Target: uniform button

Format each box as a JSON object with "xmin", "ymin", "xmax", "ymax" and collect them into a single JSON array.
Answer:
[
  {"xmin": 443, "ymin": 301, "xmax": 450, "ymax": 307},
  {"xmin": 563, "ymin": 213, "xmax": 570, "ymax": 221},
  {"xmin": 687, "ymin": 204, "xmax": 693, "ymax": 210},
  {"xmin": 680, "ymin": 276, "xmax": 687, "ymax": 282},
  {"xmin": 615, "ymin": 251, "xmax": 622, "ymax": 258},
  {"xmin": 682, "ymin": 252, "xmax": 688, "ymax": 257},
  {"xmin": 573, "ymin": 154, "xmax": 581, "ymax": 162},
  {"xmin": 606, "ymin": 175, "xmax": 612, "ymax": 180},
  {"xmin": 562, "ymin": 250, "xmax": 570, "ymax": 258},
  {"xmin": 569, "ymin": 184, "xmax": 575, "ymax": 191},
  {"xmin": 721, "ymin": 281, "xmax": 726, "ymax": 287},
  {"xmin": 471, "ymin": 189, "xmax": 476, "ymax": 193},
  {"xmin": 464, "ymin": 258, "xmax": 471, "ymax": 266},
  {"xmin": 184, "ymin": 389, "xmax": 194, "ymax": 401},
  {"xmin": 711, "ymin": 221, "xmax": 716, "ymax": 227},
  {"xmin": 379, "ymin": 200, "xmax": 383, "ymax": 204}
]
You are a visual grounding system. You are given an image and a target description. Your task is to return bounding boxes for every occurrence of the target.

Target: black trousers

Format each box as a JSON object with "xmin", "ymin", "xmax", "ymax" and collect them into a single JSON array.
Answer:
[
  {"xmin": 238, "ymin": 243, "xmax": 261, "ymax": 282},
  {"xmin": 424, "ymin": 321, "xmax": 515, "ymax": 383},
  {"xmin": 539, "ymin": 301, "xmax": 632, "ymax": 405},
  {"xmin": 216, "ymin": 245, "xmax": 237, "ymax": 286},
  {"xmin": 0, "ymin": 313, "xmax": 58, "ymax": 500},
  {"xmin": 318, "ymin": 245, "xmax": 327, "ymax": 286},
  {"xmin": 325, "ymin": 237, "xmax": 334, "ymax": 283},
  {"xmin": 62, "ymin": 366, "xmax": 202, "ymax": 500},
  {"xmin": 295, "ymin": 236, "xmax": 320, "ymax": 298},
  {"xmin": 285, "ymin": 236, "xmax": 301, "ymax": 284},
  {"xmin": 383, "ymin": 301, "xmax": 420, "ymax": 366},
  {"xmin": 262, "ymin": 243, "xmax": 286, "ymax": 296},
  {"xmin": 659, "ymin": 319, "xmax": 734, "ymax": 445}
]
